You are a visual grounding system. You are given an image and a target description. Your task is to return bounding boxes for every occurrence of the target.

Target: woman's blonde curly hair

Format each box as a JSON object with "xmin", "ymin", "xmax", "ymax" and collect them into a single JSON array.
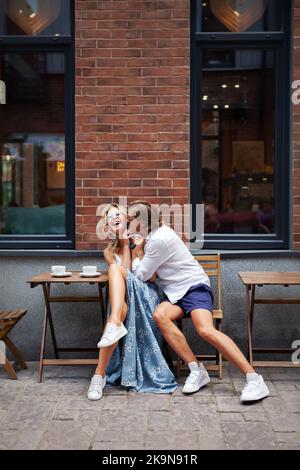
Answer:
[{"xmin": 98, "ymin": 203, "xmax": 127, "ymax": 254}]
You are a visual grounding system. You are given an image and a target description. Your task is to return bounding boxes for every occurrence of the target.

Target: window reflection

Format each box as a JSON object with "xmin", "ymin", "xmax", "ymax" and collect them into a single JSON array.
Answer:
[
  {"xmin": 0, "ymin": 52, "xmax": 66, "ymax": 235},
  {"xmin": 0, "ymin": 0, "xmax": 70, "ymax": 36},
  {"xmin": 202, "ymin": 49, "xmax": 275, "ymax": 234},
  {"xmin": 202, "ymin": 0, "xmax": 282, "ymax": 33}
]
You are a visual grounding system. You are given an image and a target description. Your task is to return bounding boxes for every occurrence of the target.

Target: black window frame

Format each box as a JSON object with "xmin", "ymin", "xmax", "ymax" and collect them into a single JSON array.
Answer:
[
  {"xmin": 0, "ymin": 1, "xmax": 75, "ymax": 250},
  {"xmin": 190, "ymin": 0, "xmax": 292, "ymax": 250}
]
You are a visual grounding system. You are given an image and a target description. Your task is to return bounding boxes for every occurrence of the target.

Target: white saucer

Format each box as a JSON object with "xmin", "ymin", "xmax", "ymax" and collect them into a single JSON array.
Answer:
[
  {"xmin": 51, "ymin": 272, "xmax": 72, "ymax": 277},
  {"xmin": 80, "ymin": 272, "xmax": 101, "ymax": 277}
]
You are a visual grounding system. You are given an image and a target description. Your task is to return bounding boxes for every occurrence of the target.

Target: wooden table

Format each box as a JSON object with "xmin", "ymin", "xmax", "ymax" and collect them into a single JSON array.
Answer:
[
  {"xmin": 239, "ymin": 272, "xmax": 300, "ymax": 368},
  {"xmin": 28, "ymin": 271, "xmax": 108, "ymax": 382}
]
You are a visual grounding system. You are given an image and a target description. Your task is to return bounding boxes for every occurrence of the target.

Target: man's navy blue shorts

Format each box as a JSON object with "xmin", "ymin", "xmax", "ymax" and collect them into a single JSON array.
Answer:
[{"xmin": 175, "ymin": 283, "xmax": 214, "ymax": 316}]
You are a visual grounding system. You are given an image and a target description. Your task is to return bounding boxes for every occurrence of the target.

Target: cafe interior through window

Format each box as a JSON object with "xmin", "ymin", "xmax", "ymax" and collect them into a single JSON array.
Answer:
[
  {"xmin": 0, "ymin": 1, "xmax": 72, "ymax": 240},
  {"xmin": 202, "ymin": 48, "xmax": 275, "ymax": 235},
  {"xmin": 194, "ymin": 0, "xmax": 288, "ymax": 240}
]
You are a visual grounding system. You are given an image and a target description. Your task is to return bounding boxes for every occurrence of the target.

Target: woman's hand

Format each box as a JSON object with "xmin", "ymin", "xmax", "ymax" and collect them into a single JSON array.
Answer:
[
  {"xmin": 131, "ymin": 234, "xmax": 145, "ymax": 258},
  {"xmin": 121, "ymin": 229, "xmax": 131, "ymax": 247}
]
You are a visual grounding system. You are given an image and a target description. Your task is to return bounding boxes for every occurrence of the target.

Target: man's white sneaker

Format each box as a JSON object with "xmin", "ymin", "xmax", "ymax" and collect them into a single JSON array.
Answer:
[
  {"xmin": 87, "ymin": 375, "xmax": 106, "ymax": 401},
  {"xmin": 240, "ymin": 374, "xmax": 270, "ymax": 402},
  {"xmin": 182, "ymin": 362, "xmax": 211, "ymax": 394},
  {"xmin": 97, "ymin": 322, "xmax": 128, "ymax": 348}
]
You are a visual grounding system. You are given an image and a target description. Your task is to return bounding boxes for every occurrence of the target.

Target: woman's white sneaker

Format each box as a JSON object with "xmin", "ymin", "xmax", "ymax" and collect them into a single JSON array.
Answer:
[
  {"xmin": 87, "ymin": 375, "xmax": 106, "ymax": 401},
  {"xmin": 240, "ymin": 373, "xmax": 270, "ymax": 402},
  {"xmin": 97, "ymin": 322, "xmax": 128, "ymax": 348},
  {"xmin": 182, "ymin": 362, "xmax": 211, "ymax": 394}
]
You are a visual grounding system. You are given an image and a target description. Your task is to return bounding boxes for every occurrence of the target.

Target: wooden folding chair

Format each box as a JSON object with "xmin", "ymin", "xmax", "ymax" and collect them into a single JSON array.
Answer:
[
  {"xmin": 0, "ymin": 308, "xmax": 28, "ymax": 379},
  {"xmin": 176, "ymin": 254, "xmax": 223, "ymax": 379}
]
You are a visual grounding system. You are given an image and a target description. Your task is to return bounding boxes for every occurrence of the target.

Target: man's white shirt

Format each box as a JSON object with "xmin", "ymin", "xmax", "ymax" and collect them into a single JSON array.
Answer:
[{"xmin": 131, "ymin": 225, "xmax": 210, "ymax": 304}]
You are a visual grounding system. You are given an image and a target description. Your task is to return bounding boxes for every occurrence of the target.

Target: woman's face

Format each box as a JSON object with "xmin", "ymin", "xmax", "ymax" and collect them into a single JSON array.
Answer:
[{"xmin": 106, "ymin": 207, "xmax": 127, "ymax": 237}]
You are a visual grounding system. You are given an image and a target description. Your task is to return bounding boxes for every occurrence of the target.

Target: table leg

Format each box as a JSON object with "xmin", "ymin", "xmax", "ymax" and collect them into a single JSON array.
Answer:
[
  {"xmin": 98, "ymin": 283, "xmax": 106, "ymax": 330},
  {"xmin": 38, "ymin": 303, "xmax": 48, "ymax": 383},
  {"xmin": 246, "ymin": 284, "xmax": 256, "ymax": 366},
  {"xmin": 42, "ymin": 283, "xmax": 59, "ymax": 359},
  {"xmin": 105, "ymin": 283, "xmax": 109, "ymax": 322}
]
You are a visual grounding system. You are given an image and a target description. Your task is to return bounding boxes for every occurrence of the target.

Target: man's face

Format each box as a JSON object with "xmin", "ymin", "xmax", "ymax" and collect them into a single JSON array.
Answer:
[{"xmin": 127, "ymin": 206, "xmax": 149, "ymax": 238}]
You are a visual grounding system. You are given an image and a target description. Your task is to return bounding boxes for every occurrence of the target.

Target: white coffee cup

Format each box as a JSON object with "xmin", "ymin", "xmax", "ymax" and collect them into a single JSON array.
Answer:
[
  {"xmin": 51, "ymin": 265, "xmax": 66, "ymax": 275},
  {"xmin": 82, "ymin": 265, "xmax": 97, "ymax": 276}
]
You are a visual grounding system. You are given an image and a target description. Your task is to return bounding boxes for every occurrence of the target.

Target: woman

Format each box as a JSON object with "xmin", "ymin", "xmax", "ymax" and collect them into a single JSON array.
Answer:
[{"xmin": 87, "ymin": 203, "xmax": 177, "ymax": 400}]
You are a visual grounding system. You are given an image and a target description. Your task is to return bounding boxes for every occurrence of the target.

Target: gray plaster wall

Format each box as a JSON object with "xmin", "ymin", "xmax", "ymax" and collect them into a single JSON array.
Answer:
[{"xmin": 0, "ymin": 255, "xmax": 300, "ymax": 363}]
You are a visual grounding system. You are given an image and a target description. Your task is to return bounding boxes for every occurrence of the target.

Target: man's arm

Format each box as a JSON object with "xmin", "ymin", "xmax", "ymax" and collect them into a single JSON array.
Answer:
[{"xmin": 132, "ymin": 238, "xmax": 169, "ymax": 282}]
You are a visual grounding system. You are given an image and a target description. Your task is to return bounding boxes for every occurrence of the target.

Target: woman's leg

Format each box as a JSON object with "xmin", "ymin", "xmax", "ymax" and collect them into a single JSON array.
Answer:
[
  {"xmin": 108, "ymin": 264, "xmax": 127, "ymax": 325},
  {"xmin": 191, "ymin": 309, "xmax": 254, "ymax": 375},
  {"xmin": 95, "ymin": 303, "xmax": 128, "ymax": 376}
]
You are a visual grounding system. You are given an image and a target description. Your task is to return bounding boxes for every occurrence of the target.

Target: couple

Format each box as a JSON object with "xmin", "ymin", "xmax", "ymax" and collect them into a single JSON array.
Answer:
[{"xmin": 87, "ymin": 200, "xmax": 269, "ymax": 403}]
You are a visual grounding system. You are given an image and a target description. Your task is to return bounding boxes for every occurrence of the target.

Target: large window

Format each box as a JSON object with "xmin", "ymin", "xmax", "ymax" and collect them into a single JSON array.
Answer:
[
  {"xmin": 191, "ymin": 0, "xmax": 291, "ymax": 249},
  {"xmin": 0, "ymin": 1, "xmax": 74, "ymax": 249}
]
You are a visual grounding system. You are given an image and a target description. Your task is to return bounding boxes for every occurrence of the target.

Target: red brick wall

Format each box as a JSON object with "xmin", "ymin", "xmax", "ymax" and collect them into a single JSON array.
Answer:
[
  {"xmin": 294, "ymin": 1, "xmax": 300, "ymax": 250},
  {"xmin": 75, "ymin": 0, "xmax": 190, "ymax": 250}
]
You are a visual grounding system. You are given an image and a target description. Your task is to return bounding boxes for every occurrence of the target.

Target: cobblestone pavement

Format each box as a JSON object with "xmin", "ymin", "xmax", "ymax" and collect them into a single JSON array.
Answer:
[{"xmin": 0, "ymin": 363, "xmax": 299, "ymax": 450}]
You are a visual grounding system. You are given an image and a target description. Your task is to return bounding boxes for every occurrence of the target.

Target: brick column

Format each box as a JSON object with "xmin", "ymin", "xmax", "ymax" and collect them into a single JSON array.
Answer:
[{"xmin": 75, "ymin": 0, "xmax": 190, "ymax": 250}]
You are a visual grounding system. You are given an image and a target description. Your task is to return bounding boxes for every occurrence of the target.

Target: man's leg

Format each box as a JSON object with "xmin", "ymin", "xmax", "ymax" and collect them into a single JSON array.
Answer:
[
  {"xmin": 153, "ymin": 302, "xmax": 211, "ymax": 394},
  {"xmin": 190, "ymin": 309, "xmax": 270, "ymax": 401},
  {"xmin": 153, "ymin": 301, "xmax": 197, "ymax": 364},
  {"xmin": 190, "ymin": 308, "xmax": 254, "ymax": 374}
]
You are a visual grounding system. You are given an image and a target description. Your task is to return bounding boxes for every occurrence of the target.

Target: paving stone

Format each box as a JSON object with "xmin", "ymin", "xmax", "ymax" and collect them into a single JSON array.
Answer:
[
  {"xmin": 101, "ymin": 395, "xmax": 128, "ymax": 412},
  {"xmin": 192, "ymin": 394, "xmax": 215, "ymax": 404},
  {"xmin": 219, "ymin": 412, "xmax": 244, "ymax": 423},
  {"xmin": 62, "ymin": 382, "xmax": 89, "ymax": 396},
  {"xmin": 0, "ymin": 389, "xmax": 23, "ymax": 411},
  {"xmin": 216, "ymin": 395, "xmax": 263, "ymax": 413},
  {"xmin": 147, "ymin": 411, "xmax": 171, "ymax": 431},
  {"xmin": 0, "ymin": 430, "xmax": 18, "ymax": 450},
  {"xmin": 243, "ymin": 411, "xmax": 268, "ymax": 422},
  {"xmin": 125, "ymin": 412, "xmax": 147, "ymax": 430},
  {"xmin": 275, "ymin": 381, "xmax": 298, "ymax": 391},
  {"xmin": 92, "ymin": 441, "xmax": 144, "ymax": 450},
  {"xmin": 222, "ymin": 421, "xmax": 277, "ymax": 450},
  {"xmin": 199, "ymin": 430, "xmax": 227, "ymax": 450},
  {"xmin": 277, "ymin": 391, "xmax": 300, "ymax": 413},
  {"xmin": 267, "ymin": 413, "xmax": 300, "ymax": 433},
  {"xmin": 262, "ymin": 396, "xmax": 288, "ymax": 415},
  {"xmin": 0, "ymin": 409, "xmax": 8, "ymax": 422},
  {"xmin": 93, "ymin": 430, "xmax": 143, "ymax": 443},
  {"xmin": 37, "ymin": 421, "xmax": 94, "ymax": 450},
  {"xmin": 103, "ymin": 385, "xmax": 128, "ymax": 396},
  {"xmin": 55, "ymin": 396, "xmax": 102, "ymax": 411},
  {"xmin": 9, "ymin": 424, "xmax": 49, "ymax": 450},
  {"xmin": 269, "ymin": 369, "xmax": 300, "ymax": 381},
  {"xmin": 145, "ymin": 432, "xmax": 200, "ymax": 450},
  {"xmin": 277, "ymin": 434, "xmax": 300, "ymax": 450},
  {"xmin": 127, "ymin": 394, "xmax": 170, "ymax": 411},
  {"xmin": 3, "ymin": 404, "xmax": 55, "ymax": 427},
  {"xmin": 212, "ymin": 382, "xmax": 236, "ymax": 396},
  {"xmin": 0, "ymin": 363, "xmax": 299, "ymax": 450},
  {"xmin": 276, "ymin": 432, "xmax": 300, "ymax": 446},
  {"xmin": 52, "ymin": 409, "xmax": 99, "ymax": 423},
  {"xmin": 170, "ymin": 404, "xmax": 219, "ymax": 432}
]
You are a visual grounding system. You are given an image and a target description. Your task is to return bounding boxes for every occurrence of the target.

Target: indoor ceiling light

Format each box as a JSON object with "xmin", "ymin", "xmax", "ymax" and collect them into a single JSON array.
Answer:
[{"xmin": 4, "ymin": 0, "xmax": 61, "ymax": 35}]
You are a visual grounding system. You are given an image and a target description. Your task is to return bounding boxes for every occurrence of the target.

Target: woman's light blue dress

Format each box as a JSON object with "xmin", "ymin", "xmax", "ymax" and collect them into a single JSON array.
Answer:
[{"xmin": 106, "ymin": 270, "xmax": 177, "ymax": 394}]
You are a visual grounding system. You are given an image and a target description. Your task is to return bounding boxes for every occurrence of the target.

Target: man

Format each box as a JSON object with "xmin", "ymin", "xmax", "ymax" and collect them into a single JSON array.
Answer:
[{"xmin": 127, "ymin": 200, "xmax": 269, "ymax": 402}]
